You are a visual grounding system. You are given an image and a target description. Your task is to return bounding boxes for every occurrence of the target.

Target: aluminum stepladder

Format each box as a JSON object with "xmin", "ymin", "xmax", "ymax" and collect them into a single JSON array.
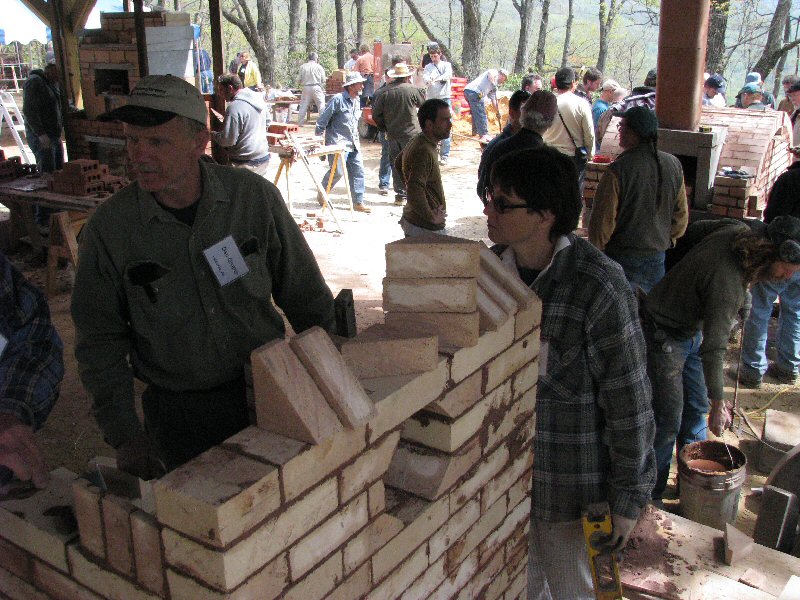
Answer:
[{"xmin": 0, "ymin": 91, "xmax": 32, "ymax": 164}]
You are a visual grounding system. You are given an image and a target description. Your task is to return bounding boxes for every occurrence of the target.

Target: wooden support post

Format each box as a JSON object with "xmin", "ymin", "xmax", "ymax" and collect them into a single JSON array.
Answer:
[{"xmin": 133, "ymin": 0, "xmax": 148, "ymax": 78}]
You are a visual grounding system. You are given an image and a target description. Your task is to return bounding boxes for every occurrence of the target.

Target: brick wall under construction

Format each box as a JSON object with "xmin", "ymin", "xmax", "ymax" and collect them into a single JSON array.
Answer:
[{"xmin": 0, "ymin": 235, "xmax": 540, "ymax": 600}]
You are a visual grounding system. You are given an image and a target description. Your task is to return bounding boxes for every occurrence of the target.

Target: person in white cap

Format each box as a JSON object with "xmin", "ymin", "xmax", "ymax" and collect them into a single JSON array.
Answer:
[
  {"xmin": 422, "ymin": 43, "xmax": 454, "ymax": 164},
  {"xmin": 71, "ymin": 75, "xmax": 335, "ymax": 478},
  {"xmin": 464, "ymin": 68, "xmax": 508, "ymax": 141},
  {"xmin": 372, "ymin": 62, "xmax": 426, "ymax": 206},
  {"xmin": 315, "ymin": 71, "xmax": 372, "ymax": 212}
]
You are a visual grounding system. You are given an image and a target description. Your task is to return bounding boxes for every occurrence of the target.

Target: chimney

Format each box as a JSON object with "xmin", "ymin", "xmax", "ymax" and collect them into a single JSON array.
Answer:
[{"xmin": 655, "ymin": 0, "xmax": 711, "ymax": 131}]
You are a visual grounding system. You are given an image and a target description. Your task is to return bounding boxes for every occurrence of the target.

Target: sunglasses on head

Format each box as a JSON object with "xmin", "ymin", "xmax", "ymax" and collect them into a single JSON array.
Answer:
[{"xmin": 482, "ymin": 185, "xmax": 531, "ymax": 214}]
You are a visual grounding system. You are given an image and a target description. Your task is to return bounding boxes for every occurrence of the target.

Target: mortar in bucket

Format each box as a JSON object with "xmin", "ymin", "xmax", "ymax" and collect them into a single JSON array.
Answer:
[{"xmin": 677, "ymin": 440, "xmax": 747, "ymax": 531}]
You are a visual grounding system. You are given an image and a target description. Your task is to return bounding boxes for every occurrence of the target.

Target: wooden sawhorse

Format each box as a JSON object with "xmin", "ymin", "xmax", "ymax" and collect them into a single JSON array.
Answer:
[
  {"xmin": 46, "ymin": 210, "xmax": 90, "ymax": 298},
  {"xmin": 273, "ymin": 144, "xmax": 353, "ymax": 214}
]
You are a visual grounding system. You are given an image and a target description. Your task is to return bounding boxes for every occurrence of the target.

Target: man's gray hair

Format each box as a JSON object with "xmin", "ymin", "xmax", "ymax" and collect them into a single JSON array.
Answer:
[
  {"xmin": 309, "ymin": 52, "xmax": 318, "ymax": 61},
  {"xmin": 520, "ymin": 107, "xmax": 555, "ymax": 133}
]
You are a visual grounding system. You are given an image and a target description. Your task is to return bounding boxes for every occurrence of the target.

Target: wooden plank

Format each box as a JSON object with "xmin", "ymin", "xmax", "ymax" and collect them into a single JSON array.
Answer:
[{"xmin": 621, "ymin": 507, "xmax": 800, "ymax": 599}]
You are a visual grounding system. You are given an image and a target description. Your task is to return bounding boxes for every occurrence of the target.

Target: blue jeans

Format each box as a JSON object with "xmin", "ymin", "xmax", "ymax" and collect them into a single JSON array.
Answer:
[
  {"xmin": 742, "ymin": 271, "xmax": 800, "ymax": 376},
  {"xmin": 322, "ymin": 147, "xmax": 365, "ymax": 205},
  {"xmin": 645, "ymin": 323, "xmax": 708, "ymax": 498},
  {"xmin": 607, "ymin": 251, "xmax": 665, "ymax": 293},
  {"xmin": 26, "ymin": 127, "xmax": 64, "ymax": 226},
  {"xmin": 378, "ymin": 131, "xmax": 391, "ymax": 189},
  {"xmin": 439, "ymin": 98, "xmax": 452, "ymax": 158},
  {"xmin": 464, "ymin": 89, "xmax": 488, "ymax": 136},
  {"xmin": 387, "ymin": 138, "xmax": 407, "ymax": 198}
]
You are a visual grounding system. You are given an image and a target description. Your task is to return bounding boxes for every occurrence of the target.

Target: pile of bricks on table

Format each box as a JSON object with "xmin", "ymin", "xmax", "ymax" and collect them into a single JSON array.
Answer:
[
  {"xmin": 266, "ymin": 123, "xmax": 300, "ymax": 147},
  {"xmin": 0, "ymin": 234, "xmax": 541, "ymax": 600},
  {"xmin": 47, "ymin": 159, "xmax": 128, "ymax": 196},
  {"xmin": 709, "ymin": 174, "xmax": 761, "ymax": 219},
  {"xmin": 0, "ymin": 151, "xmax": 36, "ymax": 181}
]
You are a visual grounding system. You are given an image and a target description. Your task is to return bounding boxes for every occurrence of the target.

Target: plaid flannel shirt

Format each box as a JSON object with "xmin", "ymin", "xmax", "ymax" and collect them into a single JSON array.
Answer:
[
  {"xmin": 0, "ymin": 252, "xmax": 63, "ymax": 430},
  {"xmin": 500, "ymin": 234, "xmax": 656, "ymax": 521}
]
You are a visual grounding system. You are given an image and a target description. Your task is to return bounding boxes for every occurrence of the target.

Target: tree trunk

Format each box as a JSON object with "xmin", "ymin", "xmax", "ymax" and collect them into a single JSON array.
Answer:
[
  {"xmin": 460, "ymin": 0, "xmax": 481, "ymax": 77},
  {"xmin": 335, "ymin": 0, "xmax": 346, "ymax": 67},
  {"xmin": 750, "ymin": 0, "xmax": 796, "ymax": 79},
  {"xmin": 354, "ymin": 0, "xmax": 364, "ymax": 45},
  {"xmin": 561, "ymin": 0, "xmax": 573, "ymax": 68},
  {"xmin": 223, "ymin": 0, "xmax": 276, "ymax": 84},
  {"xmin": 401, "ymin": 0, "xmax": 465, "ymax": 75},
  {"xmin": 511, "ymin": 0, "xmax": 534, "ymax": 74},
  {"xmin": 305, "ymin": 0, "xmax": 318, "ymax": 54},
  {"xmin": 773, "ymin": 10, "xmax": 792, "ymax": 97},
  {"xmin": 534, "ymin": 0, "xmax": 550, "ymax": 73},
  {"xmin": 288, "ymin": 0, "xmax": 301, "ymax": 54},
  {"xmin": 705, "ymin": 0, "xmax": 729, "ymax": 73},
  {"xmin": 597, "ymin": 0, "xmax": 621, "ymax": 74},
  {"xmin": 389, "ymin": 0, "xmax": 398, "ymax": 44}
]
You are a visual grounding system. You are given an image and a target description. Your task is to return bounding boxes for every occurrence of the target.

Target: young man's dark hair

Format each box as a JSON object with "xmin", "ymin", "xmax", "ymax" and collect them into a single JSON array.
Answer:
[
  {"xmin": 216, "ymin": 73, "xmax": 243, "ymax": 90},
  {"xmin": 490, "ymin": 146, "xmax": 582, "ymax": 240},
  {"xmin": 583, "ymin": 67, "xmax": 602, "ymax": 85},
  {"xmin": 417, "ymin": 98, "xmax": 449, "ymax": 129},
  {"xmin": 554, "ymin": 67, "xmax": 576, "ymax": 91},
  {"xmin": 521, "ymin": 72, "xmax": 542, "ymax": 89},
  {"xmin": 508, "ymin": 89, "xmax": 531, "ymax": 112}
]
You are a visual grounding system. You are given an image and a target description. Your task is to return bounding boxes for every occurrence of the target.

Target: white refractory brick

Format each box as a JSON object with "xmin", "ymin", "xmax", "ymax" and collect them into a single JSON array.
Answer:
[
  {"xmin": 429, "ymin": 369, "xmax": 483, "ymax": 419},
  {"xmin": 251, "ymin": 338, "xmax": 343, "ymax": 444},
  {"xmin": 0, "ymin": 565, "xmax": 49, "ymax": 600},
  {"xmin": 162, "ymin": 478, "xmax": 337, "ymax": 591},
  {"xmin": 166, "ymin": 556, "xmax": 288, "ymax": 600},
  {"xmin": 385, "ymin": 233, "xmax": 481, "ymax": 278},
  {"xmin": 289, "ymin": 326, "xmax": 375, "ymax": 427},
  {"xmin": 450, "ymin": 443, "xmax": 510, "ymax": 511},
  {"xmin": 429, "ymin": 498, "xmax": 481, "ymax": 563},
  {"xmin": 343, "ymin": 513, "xmax": 404, "ymax": 573},
  {"xmin": 72, "ymin": 479, "xmax": 105, "ymax": 560},
  {"xmin": 383, "ymin": 277, "xmax": 478, "ymax": 313},
  {"xmin": 484, "ymin": 385, "xmax": 536, "ymax": 454},
  {"xmin": 478, "ymin": 268, "xmax": 518, "ymax": 315},
  {"xmin": 514, "ymin": 294, "xmax": 542, "ymax": 340},
  {"xmin": 67, "ymin": 545, "xmax": 160, "ymax": 600},
  {"xmin": 153, "ymin": 445, "xmax": 280, "ymax": 548},
  {"xmin": 385, "ymin": 437, "xmax": 481, "ymax": 501},
  {"xmin": 446, "ymin": 494, "xmax": 507, "ymax": 570},
  {"xmin": 484, "ymin": 497, "xmax": 531, "ymax": 558},
  {"xmin": 368, "ymin": 480, "xmax": 386, "ymax": 516},
  {"xmin": 479, "ymin": 244, "xmax": 537, "ymax": 307},
  {"xmin": 477, "ymin": 285, "xmax": 508, "ymax": 331},
  {"xmin": 32, "ymin": 560, "xmax": 104, "ymax": 600},
  {"xmin": 369, "ymin": 543, "xmax": 429, "ymax": 599},
  {"xmin": 284, "ymin": 551, "xmax": 342, "ymax": 600},
  {"xmin": 130, "ymin": 510, "xmax": 165, "ymax": 596},
  {"xmin": 101, "ymin": 493, "xmax": 136, "ymax": 576},
  {"xmin": 482, "ymin": 452, "xmax": 533, "ymax": 513},
  {"xmin": 448, "ymin": 316, "xmax": 515, "ymax": 383},
  {"xmin": 401, "ymin": 394, "xmax": 492, "ymax": 452},
  {"xmin": 385, "ymin": 310, "xmax": 480, "ymax": 348},
  {"xmin": 0, "ymin": 467, "xmax": 78, "ymax": 571},
  {"xmin": 362, "ymin": 357, "xmax": 450, "ymax": 443},
  {"xmin": 430, "ymin": 549, "xmax": 478, "ymax": 599},
  {"xmin": 340, "ymin": 431, "xmax": 401, "ymax": 503},
  {"xmin": 329, "ymin": 562, "xmax": 371, "ymax": 600},
  {"xmin": 340, "ymin": 323, "xmax": 439, "ymax": 379},
  {"xmin": 485, "ymin": 330, "xmax": 539, "ymax": 393},
  {"xmin": 400, "ymin": 555, "xmax": 446, "ymax": 600},
  {"xmin": 289, "ymin": 493, "xmax": 369, "ymax": 578},
  {"xmin": 224, "ymin": 424, "xmax": 365, "ymax": 502}
]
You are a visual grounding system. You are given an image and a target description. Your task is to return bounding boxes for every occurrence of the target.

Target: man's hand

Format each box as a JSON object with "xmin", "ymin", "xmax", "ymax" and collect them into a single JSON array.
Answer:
[
  {"xmin": 38, "ymin": 134, "xmax": 51, "ymax": 150},
  {"xmin": 116, "ymin": 433, "xmax": 166, "ymax": 481},
  {"xmin": 598, "ymin": 513, "xmax": 638, "ymax": 552},
  {"xmin": 0, "ymin": 414, "xmax": 49, "ymax": 488},
  {"xmin": 432, "ymin": 206, "xmax": 447, "ymax": 225},
  {"xmin": 709, "ymin": 399, "xmax": 733, "ymax": 436}
]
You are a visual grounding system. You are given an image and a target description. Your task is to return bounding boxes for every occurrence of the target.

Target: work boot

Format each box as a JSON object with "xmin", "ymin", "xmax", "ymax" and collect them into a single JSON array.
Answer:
[
  {"xmin": 439, "ymin": 156, "xmax": 449, "ymax": 166},
  {"xmin": 736, "ymin": 365, "xmax": 762, "ymax": 389},
  {"xmin": 766, "ymin": 364, "xmax": 799, "ymax": 385},
  {"xmin": 394, "ymin": 195, "xmax": 405, "ymax": 207},
  {"xmin": 353, "ymin": 203, "xmax": 371, "ymax": 214},
  {"xmin": 378, "ymin": 186, "xmax": 389, "ymax": 196}
]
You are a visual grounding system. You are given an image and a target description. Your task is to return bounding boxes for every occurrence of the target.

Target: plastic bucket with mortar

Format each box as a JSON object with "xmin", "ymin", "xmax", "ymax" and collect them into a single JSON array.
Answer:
[{"xmin": 677, "ymin": 440, "xmax": 747, "ymax": 531}]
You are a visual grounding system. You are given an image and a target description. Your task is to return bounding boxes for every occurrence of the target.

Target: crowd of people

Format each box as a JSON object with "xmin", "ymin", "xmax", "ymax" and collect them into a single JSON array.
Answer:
[{"xmin": 9, "ymin": 43, "xmax": 800, "ymax": 600}]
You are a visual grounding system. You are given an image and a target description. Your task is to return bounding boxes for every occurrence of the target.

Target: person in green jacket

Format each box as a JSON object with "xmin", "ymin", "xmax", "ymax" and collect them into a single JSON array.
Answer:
[
  {"xmin": 642, "ymin": 217, "xmax": 800, "ymax": 499},
  {"xmin": 72, "ymin": 75, "xmax": 334, "ymax": 479}
]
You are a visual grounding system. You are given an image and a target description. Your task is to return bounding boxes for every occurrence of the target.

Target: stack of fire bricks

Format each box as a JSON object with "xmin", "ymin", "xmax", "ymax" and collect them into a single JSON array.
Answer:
[
  {"xmin": 0, "ymin": 150, "xmax": 36, "ymax": 180},
  {"xmin": 47, "ymin": 159, "xmax": 128, "ymax": 196}
]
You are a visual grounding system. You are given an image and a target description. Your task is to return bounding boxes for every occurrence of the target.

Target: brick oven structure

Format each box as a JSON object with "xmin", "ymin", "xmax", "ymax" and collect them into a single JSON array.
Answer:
[{"xmin": 0, "ymin": 236, "xmax": 540, "ymax": 600}]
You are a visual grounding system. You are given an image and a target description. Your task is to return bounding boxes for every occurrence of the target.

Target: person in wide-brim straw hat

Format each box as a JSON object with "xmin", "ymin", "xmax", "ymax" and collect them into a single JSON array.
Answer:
[
  {"xmin": 387, "ymin": 63, "xmax": 413, "ymax": 79},
  {"xmin": 342, "ymin": 72, "xmax": 366, "ymax": 87}
]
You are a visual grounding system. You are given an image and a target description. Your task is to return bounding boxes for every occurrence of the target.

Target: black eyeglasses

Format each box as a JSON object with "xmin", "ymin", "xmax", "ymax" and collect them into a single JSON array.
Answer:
[{"xmin": 482, "ymin": 185, "xmax": 530, "ymax": 214}]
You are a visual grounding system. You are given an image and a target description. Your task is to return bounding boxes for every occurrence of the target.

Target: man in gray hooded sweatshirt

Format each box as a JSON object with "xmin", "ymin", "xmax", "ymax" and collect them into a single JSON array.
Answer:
[{"xmin": 214, "ymin": 73, "xmax": 271, "ymax": 177}]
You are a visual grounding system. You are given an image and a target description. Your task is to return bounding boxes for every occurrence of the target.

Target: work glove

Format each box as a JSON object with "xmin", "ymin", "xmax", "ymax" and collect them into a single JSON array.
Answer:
[
  {"xmin": 38, "ymin": 134, "xmax": 51, "ymax": 150},
  {"xmin": 708, "ymin": 399, "xmax": 733, "ymax": 436},
  {"xmin": 598, "ymin": 513, "xmax": 639, "ymax": 553},
  {"xmin": 116, "ymin": 433, "xmax": 166, "ymax": 481}
]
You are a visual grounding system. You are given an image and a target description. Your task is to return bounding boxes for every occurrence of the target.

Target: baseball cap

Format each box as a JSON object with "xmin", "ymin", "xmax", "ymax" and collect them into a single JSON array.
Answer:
[
  {"xmin": 622, "ymin": 106, "xmax": 658, "ymax": 139},
  {"xmin": 99, "ymin": 74, "xmax": 208, "ymax": 127},
  {"xmin": 427, "ymin": 42, "xmax": 440, "ymax": 53},
  {"xmin": 343, "ymin": 72, "xmax": 367, "ymax": 87},
  {"xmin": 768, "ymin": 216, "xmax": 800, "ymax": 264},
  {"xmin": 740, "ymin": 82, "xmax": 761, "ymax": 94},
  {"xmin": 789, "ymin": 82, "xmax": 800, "ymax": 94},
  {"xmin": 745, "ymin": 72, "xmax": 762, "ymax": 85},
  {"xmin": 705, "ymin": 74, "xmax": 726, "ymax": 91},
  {"xmin": 522, "ymin": 90, "xmax": 558, "ymax": 121},
  {"xmin": 601, "ymin": 79, "xmax": 621, "ymax": 92}
]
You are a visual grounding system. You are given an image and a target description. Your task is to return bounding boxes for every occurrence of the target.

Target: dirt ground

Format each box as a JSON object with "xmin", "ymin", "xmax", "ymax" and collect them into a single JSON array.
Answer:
[{"xmin": 3, "ymin": 112, "xmax": 800, "ymax": 541}]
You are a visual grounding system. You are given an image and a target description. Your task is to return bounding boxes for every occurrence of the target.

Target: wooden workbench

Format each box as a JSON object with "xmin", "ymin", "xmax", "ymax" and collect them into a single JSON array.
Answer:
[{"xmin": 621, "ymin": 506, "xmax": 800, "ymax": 599}]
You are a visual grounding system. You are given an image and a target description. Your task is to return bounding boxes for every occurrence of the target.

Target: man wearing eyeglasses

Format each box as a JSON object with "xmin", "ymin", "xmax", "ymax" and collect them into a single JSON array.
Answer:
[
  {"xmin": 484, "ymin": 146, "xmax": 655, "ymax": 599},
  {"xmin": 396, "ymin": 98, "xmax": 452, "ymax": 237}
]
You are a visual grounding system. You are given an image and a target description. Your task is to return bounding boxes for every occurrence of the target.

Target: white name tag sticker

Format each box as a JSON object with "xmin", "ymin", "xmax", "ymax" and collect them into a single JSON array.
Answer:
[
  {"xmin": 0, "ymin": 333, "xmax": 6, "ymax": 360},
  {"xmin": 203, "ymin": 235, "xmax": 250, "ymax": 286}
]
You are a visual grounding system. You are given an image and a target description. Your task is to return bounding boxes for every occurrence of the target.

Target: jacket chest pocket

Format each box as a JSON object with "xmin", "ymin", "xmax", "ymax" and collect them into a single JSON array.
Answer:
[{"xmin": 124, "ymin": 261, "xmax": 192, "ymax": 334}]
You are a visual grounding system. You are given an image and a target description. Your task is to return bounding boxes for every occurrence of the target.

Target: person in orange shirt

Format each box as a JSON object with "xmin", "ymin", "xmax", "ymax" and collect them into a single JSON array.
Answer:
[{"xmin": 354, "ymin": 43, "xmax": 375, "ymax": 106}]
